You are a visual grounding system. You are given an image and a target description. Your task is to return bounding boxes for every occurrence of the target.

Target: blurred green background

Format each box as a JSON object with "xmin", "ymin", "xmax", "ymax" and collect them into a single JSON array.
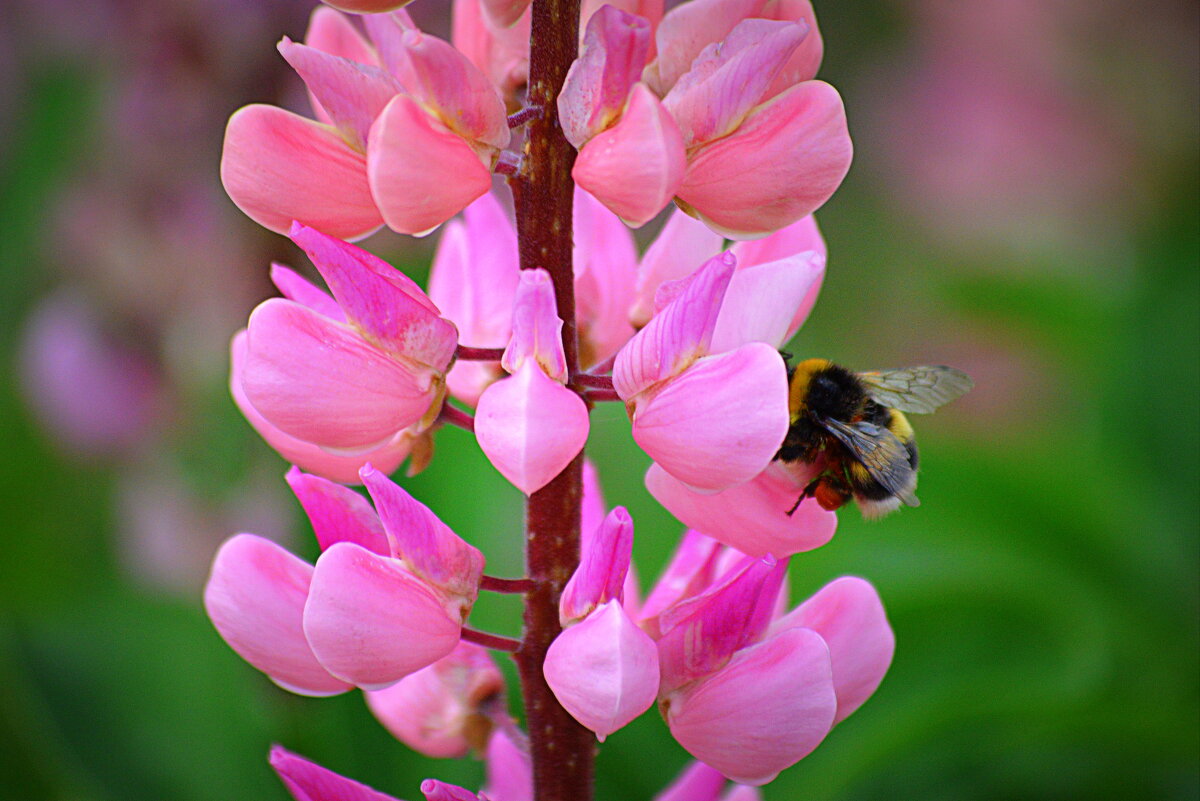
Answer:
[{"xmin": 1, "ymin": 1, "xmax": 1196, "ymax": 800}]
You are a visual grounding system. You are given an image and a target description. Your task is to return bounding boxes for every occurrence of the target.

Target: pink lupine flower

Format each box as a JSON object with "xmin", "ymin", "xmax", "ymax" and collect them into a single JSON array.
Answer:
[
  {"xmin": 613, "ymin": 253, "xmax": 790, "ymax": 492},
  {"xmin": 236, "ymin": 225, "xmax": 456, "ymax": 464},
  {"xmin": 544, "ymin": 507, "xmax": 659, "ymax": 739},
  {"xmin": 452, "ymin": 0, "xmax": 531, "ymax": 100},
  {"xmin": 474, "ymin": 270, "xmax": 589, "ymax": 494},
  {"xmin": 481, "ymin": 728, "xmax": 533, "ymax": 801},
  {"xmin": 365, "ymin": 641, "xmax": 504, "ymax": 758},
  {"xmin": 582, "ymin": 460, "xmax": 642, "ymax": 614},
  {"xmin": 271, "ymin": 745, "xmax": 403, "ymax": 801},
  {"xmin": 222, "ymin": 7, "xmax": 509, "ymax": 238},
  {"xmin": 205, "ymin": 466, "xmax": 484, "ymax": 693},
  {"xmin": 559, "ymin": 0, "xmax": 851, "ymax": 236}
]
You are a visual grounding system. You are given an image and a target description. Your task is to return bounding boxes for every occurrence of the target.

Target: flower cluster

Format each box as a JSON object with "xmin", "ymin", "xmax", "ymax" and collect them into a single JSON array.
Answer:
[{"xmin": 205, "ymin": 0, "xmax": 892, "ymax": 798}]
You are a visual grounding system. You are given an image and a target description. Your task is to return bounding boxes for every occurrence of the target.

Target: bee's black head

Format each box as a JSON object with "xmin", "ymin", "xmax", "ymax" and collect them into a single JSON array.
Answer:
[{"xmin": 805, "ymin": 363, "xmax": 864, "ymax": 421}]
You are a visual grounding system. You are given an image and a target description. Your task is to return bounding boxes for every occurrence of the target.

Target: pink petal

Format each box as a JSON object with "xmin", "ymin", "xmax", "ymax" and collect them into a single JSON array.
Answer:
[
  {"xmin": 279, "ymin": 38, "xmax": 401, "ymax": 151},
  {"xmin": 501, "ymin": 269, "xmax": 567, "ymax": 380},
  {"xmin": 760, "ymin": 0, "xmax": 824, "ymax": 96},
  {"xmin": 630, "ymin": 344, "xmax": 788, "ymax": 491},
  {"xmin": 652, "ymin": 761, "xmax": 726, "ymax": 801},
  {"xmin": 220, "ymin": 104, "xmax": 383, "ymax": 240},
  {"xmin": 613, "ymin": 252, "xmax": 735, "ymax": 400},
  {"xmin": 478, "ymin": 0, "xmax": 531, "ymax": 27},
  {"xmin": 474, "ymin": 361, "xmax": 590, "ymax": 495},
  {"xmin": 647, "ymin": 0, "xmax": 762, "ymax": 94},
  {"xmin": 721, "ymin": 785, "xmax": 764, "ymax": 801},
  {"xmin": 288, "ymin": 223, "xmax": 457, "ymax": 369},
  {"xmin": 305, "ymin": 7, "xmax": 380, "ymax": 68},
  {"xmin": 543, "ymin": 600, "xmax": 660, "ymax": 740},
  {"xmin": 285, "ymin": 467, "xmax": 390, "ymax": 556},
  {"xmin": 360, "ymin": 464, "xmax": 485, "ymax": 603},
  {"xmin": 662, "ymin": 19, "xmax": 807, "ymax": 147},
  {"xmin": 269, "ymin": 264, "xmax": 345, "ymax": 322},
  {"xmin": 772, "ymin": 576, "xmax": 894, "ymax": 724},
  {"xmin": 709, "ymin": 252, "xmax": 824, "ymax": 352},
  {"xmin": 677, "ymin": 81, "xmax": 852, "ymax": 239},
  {"xmin": 581, "ymin": 458, "xmax": 607, "ymax": 541},
  {"xmin": 656, "ymin": 556, "xmax": 788, "ymax": 692},
  {"xmin": 270, "ymin": 746, "xmax": 402, "ymax": 801},
  {"xmin": 367, "ymin": 94, "xmax": 494, "ymax": 236},
  {"xmin": 481, "ymin": 729, "xmax": 532, "ymax": 801},
  {"xmin": 572, "ymin": 83, "xmax": 686, "ymax": 227},
  {"xmin": 304, "ymin": 541, "xmax": 463, "ymax": 688},
  {"xmin": 451, "ymin": 0, "xmax": 530, "ymax": 98},
  {"xmin": 322, "ymin": 0, "xmax": 414, "ymax": 13},
  {"xmin": 638, "ymin": 530, "xmax": 723, "ymax": 633},
  {"xmin": 645, "ymin": 462, "xmax": 837, "ymax": 558},
  {"xmin": 559, "ymin": 5, "xmax": 652, "ymax": 149},
  {"xmin": 631, "ymin": 208, "xmax": 724, "ymax": 327},
  {"xmin": 365, "ymin": 641, "xmax": 503, "ymax": 758},
  {"xmin": 421, "ymin": 780, "xmax": 482, "ymax": 801},
  {"xmin": 730, "ymin": 213, "xmax": 825, "ymax": 338},
  {"xmin": 230, "ymin": 332, "xmax": 414, "ymax": 483},
  {"xmin": 573, "ymin": 188, "xmax": 638, "ymax": 367},
  {"xmin": 204, "ymin": 534, "xmax": 352, "ymax": 696},
  {"xmin": 560, "ymin": 507, "xmax": 634, "ymax": 623},
  {"xmin": 242, "ymin": 299, "xmax": 442, "ymax": 450},
  {"xmin": 582, "ymin": 0, "xmax": 665, "ymax": 58},
  {"xmin": 663, "ymin": 627, "xmax": 837, "ymax": 785}
]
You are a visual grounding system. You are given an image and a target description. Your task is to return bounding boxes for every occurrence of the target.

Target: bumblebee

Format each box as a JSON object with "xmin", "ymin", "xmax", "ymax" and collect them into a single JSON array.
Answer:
[{"xmin": 776, "ymin": 359, "xmax": 973, "ymax": 518}]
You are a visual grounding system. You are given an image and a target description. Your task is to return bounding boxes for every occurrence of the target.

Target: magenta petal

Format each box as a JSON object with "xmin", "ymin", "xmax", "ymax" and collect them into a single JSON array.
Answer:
[
  {"xmin": 773, "ymin": 576, "xmax": 894, "ymax": 724},
  {"xmin": 475, "ymin": 361, "xmax": 590, "ymax": 495},
  {"xmin": 646, "ymin": 462, "xmax": 837, "ymax": 558},
  {"xmin": 269, "ymin": 264, "xmax": 345, "ymax": 322},
  {"xmin": 544, "ymin": 600, "xmax": 660, "ymax": 740},
  {"xmin": 559, "ymin": 5, "xmax": 652, "ymax": 148},
  {"xmin": 242, "ymin": 299, "xmax": 440, "ymax": 450},
  {"xmin": 288, "ymin": 223, "xmax": 457, "ymax": 369},
  {"xmin": 482, "ymin": 729, "xmax": 533, "ymax": 801},
  {"xmin": 709, "ymin": 252, "xmax": 824, "ymax": 352},
  {"xmin": 364, "ymin": 641, "xmax": 503, "ymax": 758},
  {"xmin": 285, "ymin": 467, "xmax": 390, "ymax": 556},
  {"xmin": 573, "ymin": 188, "xmax": 638, "ymax": 368},
  {"xmin": 231, "ymin": 332, "xmax": 414, "ymax": 483},
  {"xmin": 360, "ymin": 464, "xmax": 485, "ymax": 602},
  {"xmin": 367, "ymin": 94, "xmax": 493, "ymax": 236},
  {"xmin": 631, "ymin": 344, "xmax": 788, "ymax": 491},
  {"xmin": 501, "ymin": 269, "xmax": 568, "ymax": 380},
  {"xmin": 204, "ymin": 534, "xmax": 352, "ymax": 697},
  {"xmin": 560, "ymin": 507, "xmax": 634, "ymax": 623},
  {"xmin": 730, "ymin": 213, "xmax": 826, "ymax": 338},
  {"xmin": 614, "ymin": 252, "xmax": 735, "ymax": 400},
  {"xmin": 638, "ymin": 530, "xmax": 723, "ymax": 632},
  {"xmin": 652, "ymin": 761, "xmax": 726, "ymax": 801},
  {"xmin": 677, "ymin": 81, "xmax": 852, "ymax": 239},
  {"xmin": 631, "ymin": 208, "xmax": 724, "ymax": 327},
  {"xmin": 221, "ymin": 105, "xmax": 383, "ymax": 240},
  {"xmin": 721, "ymin": 785, "xmax": 764, "ymax": 801},
  {"xmin": 421, "ymin": 780, "xmax": 482, "ymax": 801},
  {"xmin": 664, "ymin": 627, "xmax": 837, "ymax": 785},
  {"xmin": 572, "ymin": 83, "xmax": 687, "ymax": 227},
  {"xmin": 304, "ymin": 542, "xmax": 463, "ymax": 687},
  {"xmin": 270, "ymin": 746, "xmax": 401, "ymax": 801},
  {"xmin": 581, "ymin": 458, "xmax": 607, "ymax": 541}
]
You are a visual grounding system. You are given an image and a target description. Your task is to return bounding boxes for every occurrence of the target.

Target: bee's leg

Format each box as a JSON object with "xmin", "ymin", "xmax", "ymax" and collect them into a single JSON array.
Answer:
[{"xmin": 787, "ymin": 478, "xmax": 822, "ymax": 516}]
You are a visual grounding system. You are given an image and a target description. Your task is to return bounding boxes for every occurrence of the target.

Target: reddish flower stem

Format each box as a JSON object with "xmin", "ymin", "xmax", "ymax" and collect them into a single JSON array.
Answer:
[
  {"xmin": 461, "ymin": 627, "xmax": 522, "ymax": 653},
  {"xmin": 456, "ymin": 345, "xmax": 506, "ymax": 361},
  {"xmin": 583, "ymin": 389, "xmax": 622, "ymax": 403},
  {"xmin": 480, "ymin": 575, "xmax": 536, "ymax": 594},
  {"xmin": 573, "ymin": 373, "xmax": 614, "ymax": 389},
  {"xmin": 438, "ymin": 404, "xmax": 476, "ymax": 433},
  {"xmin": 508, "ymin": 0, "xmax": 593, "ymax": 797},
  {"xmin": 507, "ymin": 105, "xmax": 545, "ymax": 128}
]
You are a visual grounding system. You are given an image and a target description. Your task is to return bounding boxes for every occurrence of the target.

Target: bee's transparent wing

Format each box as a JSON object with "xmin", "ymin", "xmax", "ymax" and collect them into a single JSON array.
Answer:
[
  {"xmin": 820, "ymin": 417, "xmax": 918, "ymax": 505},
  {"xmin": 857, "ymin": 366, "xmax": 973, "ymax": 414}
]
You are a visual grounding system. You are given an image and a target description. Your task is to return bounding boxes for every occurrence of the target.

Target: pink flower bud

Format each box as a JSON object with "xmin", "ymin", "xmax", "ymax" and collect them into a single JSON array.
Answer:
[
  {"xmin": 560, "ymin": 507, "xmax": 634, "ymax": 624},
  {"xmin": 421, "ymin": 780, "xmax": 482, "ymax": 801},
  {"xmin": 501, "ymin": 270, "xmax": 568, "ymax": 380},
  {"xmin": 285, "ymin": 467, "xmax": 391, "ymax": 556},
  {"xmin": 271, "ymin": 745, "xmax": 403, "ymax": 801},
  {"xmin": 365, "ymin": 642, "xmax": 504, "ymax": 758}
]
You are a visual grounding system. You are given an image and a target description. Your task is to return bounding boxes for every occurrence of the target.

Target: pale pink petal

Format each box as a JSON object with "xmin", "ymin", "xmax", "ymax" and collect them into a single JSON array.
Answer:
[
  {"xmin": 482, "ymin": 729, "xmax": 532, "ymax": 801},
  {"xmin": 572, "ymin": 83, "xmax": 686, "ymax": 227},
  {"xmin": 446, "ymin": 360, "xmax": 505, "ymax": 409},
  {"xmin": 560, "ymin": 507, "xmax": 634, "ymax": 623},
  {"xmin": 630, "ymin": 344, "xmax": 788, "ymax": 491},
  {"xmin": 242, "ymin": 299, "xmax": 441, "ymax": 450},
  {"xmin": 360, "ymin": 464, "xmax": 485, "ymax": 603},
  {"xmin": 709, "ymin": 253, "xmax": 823, "ymax": 352},
  {"xmin": 544, "ymin": 600, "xmax": 660, "ymax": 740},
  {"xmin": 221, "ymin": 105, "xmax": 383, "ymax": 240},
  {"xmin": 730, "ymin": 213, "xmax": 825, "ymax": 338},
  {"xmin": 270, "ymin": 746, "xmax": 402, "ymax": 801},
  {"xmin": 478, "ymin": 0, "xmax": 530, "ymax": 27},
  {"xmin": 760, "ymin": 0, "xmax": 823, "ymax": 95},
  {"xmin": 304, "ymin": 541, "xmax": 463, "ymax": 688},
  {"xmin": 652, "ymin": 761, "xmax": 726, "ymax": 801},
  {"xmin": 269, "ymin": 264, "xmax": 345, "ymax": 322},
  {"xmin": 638, "ymin": 530, "xmax": 723, "ymax": 634},
  {"xmin": 452, "ymin": 0, "xmax": 530, "ymax": 98},
  {"xmin": 559, "ymin": 5, "xmax": 652, "ymax": 149},
  {"xmin": 285, "ymin": 467, "xmax": 390, "ymax": 556},
  {"xmin": 720, "ymin": 784, "xmax": 763, "ymax": 801},
  {"xmin": 645, "ymin": 462, "xmax": 837, "ymax": 558},
  {"xmin": 475, "ymin": 361, "xmax": 589, "ymax": 495},
  {"xmin": 663, "ymin": 627, "xmax": 837, "ymax": 785},
  {"xmin": 230, "ymin": 332, "xmax": 414, "ymax": 483},
  {"xmin": 581, "ymin": 458, "xmax": 607, "ymax": 540},
  {"xmin": 573, "ymin": 188, "xmax": 638, "ymax": 367},
  {"xmin": 582, "ymin": 0, "xmax": 664, "ymax": 58},
  {"xmin": 322, "ymin": 0, "xmax": 414, "ymax": 13},
  {"xmin": 613, "ymin": 252, "xmax": 735, "ymax": 400},
  {"xmin": 204, "ymin": 534, "xmax": 352, "ymax": 697},
  {"xmin": 365, "ymin": 641, "xmax": 503, "ymax": 758},
  {"xmin": 677, "ymin": 81, "xmax": 852, "ymax": 239},
  {"xmin": 367, "ymin": 94, "xmax": 493, "ymax": 236},
  {"xmin": 631, "ymin": 208, "xmax": 724, "ymax": 327},
  {"xmin": 421, "ymin": 780, "xmax": 481, "ymax": 801},
  {"xmin": 772, "ymin": 576, "xmax": 894, "ymax": 724},
  {"xmin": 306, "ymin": 7, "xmax": 380, "ymax": 67},
  {"xmin": 647, "ymin": 0, "xmax": 762, "ymax": 94},
  {"xmin": 279, "ymin": 38, "xmax": 401, "ymax": 150},
  {"xmin": 662, "ymin": 19, "xmax": 807, "ymax": 147},
  {"xmin": 501, "ymin": 269, "xmax": 567, "ymax": 380},
  {"xmin": 289, "ymin": 223, "xmax": 457, "ymax": 369},
  {"xmin": 656, "ymin": 556, "xmax": 788, "ymax": 692}
]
